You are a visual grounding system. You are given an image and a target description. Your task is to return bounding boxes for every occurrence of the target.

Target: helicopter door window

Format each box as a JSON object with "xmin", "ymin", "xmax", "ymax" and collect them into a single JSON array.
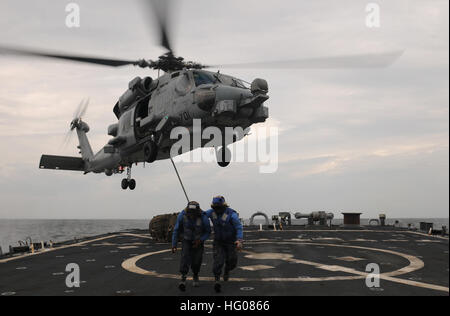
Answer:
[{"xmin": 193, "ymin": 71, "xmax": 216, "ymax": 87}]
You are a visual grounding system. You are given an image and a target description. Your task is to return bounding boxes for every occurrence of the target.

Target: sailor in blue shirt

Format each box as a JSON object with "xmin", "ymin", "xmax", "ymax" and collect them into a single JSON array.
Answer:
[
  {"xmin": 205, "ymin": 196, "xmax": 243, "ymax": 293},
  {"xmin": 172, "ymin": 201, "xmax": 211, "ymax": 291}
]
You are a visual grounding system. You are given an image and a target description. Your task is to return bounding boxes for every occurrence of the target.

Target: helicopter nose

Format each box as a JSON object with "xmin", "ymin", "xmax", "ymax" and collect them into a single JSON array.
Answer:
[
  {"xmin": 211, "ymin": 83, "xmax": 269, "ymax": 121},
  {"xmin": 214, "ymin": 85, "xmax": 253, "ymax": 105}
]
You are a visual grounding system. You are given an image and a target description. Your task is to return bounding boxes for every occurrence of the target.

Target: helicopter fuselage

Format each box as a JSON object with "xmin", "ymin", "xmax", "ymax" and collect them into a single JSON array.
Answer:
[
  {"xmin": 39, "ymin": 69, "xmax": 269, "ymax": 180},
  {"xmin": 84, "ymin": 69, "xmax": 269, "ymax": 176}
]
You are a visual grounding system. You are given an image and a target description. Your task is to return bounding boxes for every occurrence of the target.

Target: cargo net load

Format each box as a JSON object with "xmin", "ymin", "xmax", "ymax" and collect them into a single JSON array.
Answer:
[{"xmin": 149, "ymin": 213, "xmax": 180, "ymax": 243}]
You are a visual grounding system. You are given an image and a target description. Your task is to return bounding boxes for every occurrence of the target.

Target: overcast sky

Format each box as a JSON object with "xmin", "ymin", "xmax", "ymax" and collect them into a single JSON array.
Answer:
[{"xmin": 0, "ymin": 0, "xmax": 448, "ymax": 220}]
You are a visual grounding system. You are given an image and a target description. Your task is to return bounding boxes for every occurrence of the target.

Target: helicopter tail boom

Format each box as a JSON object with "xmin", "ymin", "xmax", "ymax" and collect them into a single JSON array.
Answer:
[{"xmin": 75, "ymin": 124, "xmax": 94, "ymax": 162}]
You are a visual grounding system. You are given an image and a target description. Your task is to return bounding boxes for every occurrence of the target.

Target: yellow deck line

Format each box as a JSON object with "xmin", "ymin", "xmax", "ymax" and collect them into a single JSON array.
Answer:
[{"xmin": 120, "ymin": 233, "xmax": 153, "ymax": 240}]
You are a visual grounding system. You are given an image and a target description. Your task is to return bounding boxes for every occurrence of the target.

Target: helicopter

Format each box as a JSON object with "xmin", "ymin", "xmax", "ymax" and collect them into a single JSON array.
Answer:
[{"xmin": 0, "ymin": 1, "xmax": 402, "ymax": 191}]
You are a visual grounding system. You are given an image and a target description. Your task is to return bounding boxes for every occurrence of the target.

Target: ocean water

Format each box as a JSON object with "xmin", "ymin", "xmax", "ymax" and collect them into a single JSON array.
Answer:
[
  {"xmin": 0, "ymin": 218, "xmax": 448, "ymax": 255},
  {"xmin": 0, "ymin": 219, "xmax": 149, "ymax": 255}
]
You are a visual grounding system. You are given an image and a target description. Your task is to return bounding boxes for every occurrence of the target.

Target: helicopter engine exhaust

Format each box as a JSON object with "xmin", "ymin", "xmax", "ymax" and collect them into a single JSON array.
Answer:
[{"xmin": 118, "ymin": 76, "xmax": 154, "ymax": 113}]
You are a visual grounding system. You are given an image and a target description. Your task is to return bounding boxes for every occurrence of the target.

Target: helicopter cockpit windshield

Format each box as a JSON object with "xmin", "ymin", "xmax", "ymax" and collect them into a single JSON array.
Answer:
[
  {"xmin": 215, "ymin": 73, "xmax": 250, "ymax": 90},
  {"xmin": 192, "ymin": 71, "xmax": 250, "ymax": 90},
  {"xmin": 193, "ymin": 71, "xmax": 217, "ymax": 86}
]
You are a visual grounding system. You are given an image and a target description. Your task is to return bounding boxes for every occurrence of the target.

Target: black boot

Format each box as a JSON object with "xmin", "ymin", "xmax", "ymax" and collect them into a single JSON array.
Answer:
[
  {"xmin": 223, "ymin": 270, "xmax": 230, "ymax": 282},
  {"xmin": 178, "ymin": 275, "xmax": 187, "ymax": 292},
  {"xmin": 214, "ymin": 275, "xmax": 221, "ymax": 293},
  {"xmin": 193, "ymin": 274, "xmax": 200, "ymax": 288}
]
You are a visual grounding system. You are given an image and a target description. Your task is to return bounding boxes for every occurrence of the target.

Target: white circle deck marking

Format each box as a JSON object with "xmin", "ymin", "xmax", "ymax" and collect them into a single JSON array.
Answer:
[
  {"xmin": 240, "ymin": 287, "xmax": 255, "ymax": 291},
  {"xmin": 116, "ymin": 290, "xmax": 131, "ymax": 295},
  {"xmin": 72, "ymin": 281, "xmax": 84, "ymax": 286},
  {"xmin": 1, "ymin": 292, "xmax": 16, "ymax": 296},
  {"xmin": 240, "ymin": 265, "xmax": 274, "ymax": 271},
  {"xmin": 244, "ymin": 253, "xmax": 293, "ymax": 260},
  {"xmin": 408, "ymin": 277, "xmax": 422, "ymax": 281},
  {"xmin": 121, "ymin": 240, "xmax": 449, "ymax": 293}
]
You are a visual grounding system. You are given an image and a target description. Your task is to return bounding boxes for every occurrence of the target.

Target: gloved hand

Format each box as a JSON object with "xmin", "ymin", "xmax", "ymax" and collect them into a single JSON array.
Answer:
[
  {"xmin": 172, "ymin": 246, "xmax": 177, "ymax": 254},
  {"xmin": 235, "ymin": 240, "xmax": 243, "ymax": 251},
  {"xmin": 193, "ymin": 240, "xmax": 202, "ymax": 249}
]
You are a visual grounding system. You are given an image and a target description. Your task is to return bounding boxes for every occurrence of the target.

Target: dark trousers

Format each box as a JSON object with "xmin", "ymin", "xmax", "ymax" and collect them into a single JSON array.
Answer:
[
  {"xmin": 213, "ymin": 240, "xmax": 238, "ymax": 277},
  {"xmin": 180, "ymin": 239, "xmax": 204, "ymax": 276}
]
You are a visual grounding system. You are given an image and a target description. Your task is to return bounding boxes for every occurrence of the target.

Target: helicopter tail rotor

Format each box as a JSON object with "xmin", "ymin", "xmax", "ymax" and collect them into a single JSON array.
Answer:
[{"xmin": 62, "ymin": 98, "xmax": 90, "ymax": 148}]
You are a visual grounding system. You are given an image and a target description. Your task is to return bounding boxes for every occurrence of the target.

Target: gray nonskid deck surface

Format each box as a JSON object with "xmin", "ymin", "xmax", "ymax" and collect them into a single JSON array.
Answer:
[{"xmin": 0, "ymin": 228, "xmax": 448, "ymax": 296}]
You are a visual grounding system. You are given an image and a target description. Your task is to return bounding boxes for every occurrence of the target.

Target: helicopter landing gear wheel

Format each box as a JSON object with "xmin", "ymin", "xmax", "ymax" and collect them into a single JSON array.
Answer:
[
  {"xmin": 121, "ymin": 178, "xmax": 136, "ymax": 190},
  {"xmin": 121, "ymin": 167, "xmax": 136, "ymax": 190},
  {"xmin": 217, "ymin": 146, "xmax": 231, "ymax": 168},
  {"xmin": 143, "ymin": 141, "xmax": 158, "ymax": 163},
  {"xmin": 128, "ymin": 179, "xmax": 136, "ymax": 190}
]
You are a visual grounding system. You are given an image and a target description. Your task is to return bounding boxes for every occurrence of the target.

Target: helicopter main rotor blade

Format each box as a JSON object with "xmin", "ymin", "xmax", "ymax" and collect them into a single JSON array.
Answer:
[
  {"xmin": 147, "ymin": 0, "xmax": 174, "ymax": 53},
  {"xmin": 0, "ymin": 46, "xmax": 140, "ymax": 67},
  {"xmin": 207, "ymin": 51, "xmax": 404, "ymax": 70}
]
